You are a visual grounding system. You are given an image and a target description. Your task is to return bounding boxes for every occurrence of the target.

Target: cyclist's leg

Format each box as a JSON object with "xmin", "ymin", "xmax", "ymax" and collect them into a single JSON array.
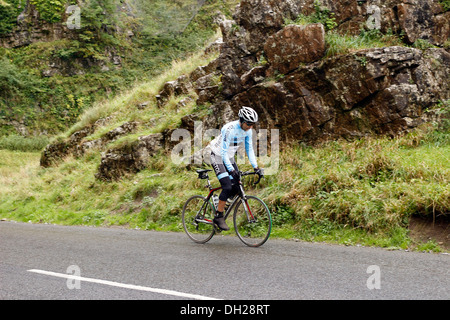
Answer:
[
  {"xmin": 210, "ymin": 152, "xmax": 238, "ymax": 208},
  {"xmin": 210, "ymin": 152, "xmax": 237, "ymax": 230}
]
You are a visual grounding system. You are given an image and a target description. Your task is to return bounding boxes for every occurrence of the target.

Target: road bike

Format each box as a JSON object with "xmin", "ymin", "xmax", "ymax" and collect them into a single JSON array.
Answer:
[{"xmin": 182, "ymin": 169, "xmax": 272, "ymax": 247}]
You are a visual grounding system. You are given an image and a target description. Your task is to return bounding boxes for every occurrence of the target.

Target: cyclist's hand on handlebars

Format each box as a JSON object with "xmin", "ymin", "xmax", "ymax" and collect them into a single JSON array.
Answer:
[
  {"xmin": 253, "ymin": 167, "xmax": 264, "ymax": 185},
  {"xmin": 254, "ymin": 167, "xmax": 263, "ymax": 177}
]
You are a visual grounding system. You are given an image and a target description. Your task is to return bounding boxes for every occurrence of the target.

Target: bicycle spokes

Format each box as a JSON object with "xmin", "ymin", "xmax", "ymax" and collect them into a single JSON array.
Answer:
[
  {"xmin": 182, "ymin": 195, "xmax": 215, "ymax": 244},
  {"xmin": 233, "ymin": 196, "xmax": 271, "ymax": 247}
]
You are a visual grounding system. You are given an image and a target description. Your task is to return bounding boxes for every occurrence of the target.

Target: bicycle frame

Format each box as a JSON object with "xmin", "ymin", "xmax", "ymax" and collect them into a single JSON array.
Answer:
[
  {"xmin": 184, "ymin": 169, "xmax": 270, "ymax": 246},
  {"xmin": 200, "ymin": 186, "xmax": 222, "ymax": 225},
  {"xmin": 199, "ymin": 171, "xmax": 256, "ymax": 226}
]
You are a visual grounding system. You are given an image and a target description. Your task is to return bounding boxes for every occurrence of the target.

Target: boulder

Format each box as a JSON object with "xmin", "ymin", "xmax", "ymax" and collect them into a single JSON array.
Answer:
[
  {"xmin": 156, "ymin": 75, "xmax": 193, "ymax": 108},
  {"xmin": 264, "ymin": 23, "xmax": 326, "ymax": 75},
  {"xmin": 95, "ymin": 133, "xmax": 164, "ymax": 181},
  {"xmin": 74, "ymin": 121, "xmax": 138, "ymax": 157},
  {"xmin": 40, "ymin": 125, "xmax": 95, "ymax": 167},
  {"xmin": 234, "ymin": 0, "xmax": 307, "ymax": 53},
  {"xmin": 40, "ymin": 120, "xmax": 138, "ymax": 166},
  {"xmin": 395, "ymin": 0, "xmax": 449, "ymax": 45}
]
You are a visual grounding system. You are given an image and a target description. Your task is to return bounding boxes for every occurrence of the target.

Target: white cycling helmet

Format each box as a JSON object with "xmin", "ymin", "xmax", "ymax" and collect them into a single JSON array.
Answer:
[{"xmin": 238, "ymin": 106, "xmax": 258, "ymax": 123}]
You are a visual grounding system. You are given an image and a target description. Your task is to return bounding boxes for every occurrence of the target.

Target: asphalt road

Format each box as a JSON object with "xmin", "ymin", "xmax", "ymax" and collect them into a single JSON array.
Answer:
[{"xmin": 1, "ymin": 221, "xmax": 449, "ymax": 301}]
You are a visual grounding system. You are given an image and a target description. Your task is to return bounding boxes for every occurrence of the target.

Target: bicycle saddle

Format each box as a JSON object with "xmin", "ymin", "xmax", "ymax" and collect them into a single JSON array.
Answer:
[
  {"xmin": 196, "ymin": 169, "xmax": 212, "ymax": 174},
  {"xmin": 196, "ymin": 169, "xmax": 212, "ymax": 179}
]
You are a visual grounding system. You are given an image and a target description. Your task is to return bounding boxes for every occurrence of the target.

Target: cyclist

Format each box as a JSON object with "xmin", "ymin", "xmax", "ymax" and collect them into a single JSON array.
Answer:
[{"xmin": 209, "ymin": 106, "xmax": 263, "ymax": 230}]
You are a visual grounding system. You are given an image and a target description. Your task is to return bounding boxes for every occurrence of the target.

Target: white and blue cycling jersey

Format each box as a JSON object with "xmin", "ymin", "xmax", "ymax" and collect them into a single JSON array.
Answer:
[{"xmin": 209, "ymin": 120, "xmax": 258, "ymax": 173}]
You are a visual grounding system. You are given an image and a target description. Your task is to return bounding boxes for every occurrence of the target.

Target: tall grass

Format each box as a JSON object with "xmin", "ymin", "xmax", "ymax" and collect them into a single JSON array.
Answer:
[
  {"xmin": 262, "ymin": 123, "xmax": 449, "ymax": 248},
  {"xmin": 62, "ymin": 32, "xmax": 220, "ymax": 140},
  {"xmin": 325, "ymin": 29, "xmax": 404, "ymax": 58},
  {"xmin": 0, "ymin": 135, "xmax": 49, "ymax": 152},
  {"xmin": 0, "ymin": 30, "xmax": 448, "ymax": 251},
  {"xmin": 0, "ymin": 39, "xmax": 221, "ymax": 229},
  {"xmin": 1, "ymin": 122, "xmax": 448, "ymax": 250}
]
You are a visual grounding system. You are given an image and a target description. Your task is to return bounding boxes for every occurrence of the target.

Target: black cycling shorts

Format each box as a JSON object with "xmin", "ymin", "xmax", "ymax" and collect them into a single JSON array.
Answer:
[{"xmin": 210, "ymin": 151, "xmax": 239, "ymax": 201}]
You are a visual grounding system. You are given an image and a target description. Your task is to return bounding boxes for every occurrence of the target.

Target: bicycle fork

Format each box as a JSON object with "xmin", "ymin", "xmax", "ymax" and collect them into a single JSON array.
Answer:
[
  {"xmin": 240, "ymin": 198, "xmax": 256, "ymax": 223},
  {"xmin": 239, "ymin": 183, "xmax": 256, "ymax": 223}
]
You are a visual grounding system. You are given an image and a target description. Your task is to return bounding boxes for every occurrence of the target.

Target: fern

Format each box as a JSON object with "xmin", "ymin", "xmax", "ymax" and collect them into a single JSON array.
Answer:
[
  {"xmin": 29, "ymin": 0, "xmax": 65, "ymax": 23},
  {"xmin": 440, "ymin": 0, "xmax": 450, "ymax": 11}
]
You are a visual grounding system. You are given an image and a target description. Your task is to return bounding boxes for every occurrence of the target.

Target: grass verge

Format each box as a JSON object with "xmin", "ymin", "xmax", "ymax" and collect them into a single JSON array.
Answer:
[{"xmin": 1, "ymin": 123, "xmax": 448, "ymax": 252}]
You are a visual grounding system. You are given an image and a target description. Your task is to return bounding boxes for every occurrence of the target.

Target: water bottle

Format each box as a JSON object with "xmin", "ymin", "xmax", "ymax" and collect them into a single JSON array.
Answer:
[{"xmin": 212, "ymin": 195, "xmax": 219, "ymax": 210}]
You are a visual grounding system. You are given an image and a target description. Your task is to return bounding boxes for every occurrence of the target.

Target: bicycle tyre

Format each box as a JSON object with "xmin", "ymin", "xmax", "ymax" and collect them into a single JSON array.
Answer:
[
  {"xmin": 233, "ymin": 195, "xmax": 272, "ymax": 247},
  {"xmin": 182, "ymin": 195, "xmax": 215, "ymax": 244}
]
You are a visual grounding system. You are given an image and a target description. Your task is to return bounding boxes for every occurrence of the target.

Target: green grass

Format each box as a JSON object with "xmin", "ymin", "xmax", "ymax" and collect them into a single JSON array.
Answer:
[
  {"xmin": 0, "ymin": 0, "xmax": 239, "ymax": 137},
  {"xmin": 261, "ymin": 123, "xmax": 449, "ymax": 249},
  {"xmin": 0, "ymin": 135, "xmax": 49, "ymax": 152},
  {"xmin": 1, "ymin": 2, "xmax": 448, "ymax": 251},
  {"xmin": 0, "ymin": 45, "xmax": 220, "ymax": 229},
  {"xmin": 440, "ymin": 0, "xmax": 450, "ymax": 11},
  {"xmin": 0, "ymin": 44, "xmax": 448, "ymax": 251},
  {"xmin": 1, "ymin": 121, "xmax": 448, "ymax": 251},
  {"xmin": 324, "ymin": 29, "xmax": 404, "ymax": 58},
  {"xmin": 62, "ymin": 42, "xmax": 219, "ymax": 140}
]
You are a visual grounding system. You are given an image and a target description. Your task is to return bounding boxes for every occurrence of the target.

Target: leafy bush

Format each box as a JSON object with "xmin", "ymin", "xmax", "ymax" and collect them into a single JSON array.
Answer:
[
  {"xmin": 285, "ymin": 0, "xmax": 337, "ymax": 31},
  {"xmin": 440, "ymin": 0, "xmax": 450, "ymax": 11},
  {"xmin": 29, "ymin": 0, "xmax": 65, "ymax": 22},
  {"xmin": 0, "ymin": 0, "xmax": 24, "ymax": 35}
]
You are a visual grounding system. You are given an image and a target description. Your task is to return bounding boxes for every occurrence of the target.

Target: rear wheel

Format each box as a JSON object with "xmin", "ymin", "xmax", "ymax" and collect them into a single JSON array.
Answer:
[
  {"xmin": 233, "ymin": 196, "xmax": 271, "ymax": 247},
  {"xmin": 182, "ymin": 195, "xmax": 215, "ymax": 244}
]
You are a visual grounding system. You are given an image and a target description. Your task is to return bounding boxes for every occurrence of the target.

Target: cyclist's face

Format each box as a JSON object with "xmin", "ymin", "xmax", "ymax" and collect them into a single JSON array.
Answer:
[{"xmin": 242, "ymin": 122, "xmax": 254, "ymax": 131}]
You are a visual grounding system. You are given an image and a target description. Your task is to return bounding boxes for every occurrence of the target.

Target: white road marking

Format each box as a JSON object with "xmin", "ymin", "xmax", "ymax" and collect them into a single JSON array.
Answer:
[{"xmin": 28, "ymin": 269, "xmax": 221, "ymax": 300}]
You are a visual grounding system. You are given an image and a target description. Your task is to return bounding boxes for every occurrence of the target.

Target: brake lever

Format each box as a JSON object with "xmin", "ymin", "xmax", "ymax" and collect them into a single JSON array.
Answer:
[
  {"xmin": 239, "ymin": 171, "xmax": 263, "ymax": 185},
  {"xmin": 254, "ymin": 173, "xmax": 263, "ymax": 185}
]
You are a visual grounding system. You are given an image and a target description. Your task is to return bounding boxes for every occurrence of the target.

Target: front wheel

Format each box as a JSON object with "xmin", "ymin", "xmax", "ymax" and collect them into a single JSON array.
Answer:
[
  {"xmin": 233, "ymin": 196, "xmax": 271, "ymax": 247},
  {"xmin": 182, "ymin": 195, "xmax": 215, "ymax": 244}
]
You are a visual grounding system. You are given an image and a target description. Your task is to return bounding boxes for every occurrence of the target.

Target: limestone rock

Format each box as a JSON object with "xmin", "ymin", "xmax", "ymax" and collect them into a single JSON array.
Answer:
[
  {"xmin": 264, "ymin": 23, "xmax": 326, "ymax": 75},
  {"xmin": 231, "ymin": 47, "xmax": 450, "ymax": 143},
  {"xmin": 156, "ymin": 75, "xmax": 193, "ymax": 108},
  {"xmin": 96, "ymin": 133, "xmax": 164, "ymax": 181}
]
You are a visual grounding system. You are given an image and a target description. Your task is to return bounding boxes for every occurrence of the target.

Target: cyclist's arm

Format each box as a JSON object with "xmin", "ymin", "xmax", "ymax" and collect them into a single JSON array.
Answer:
[
  {"xmin": 245, "ymin": 132, "xmax": 258, "ymax": 169},
  {"xmin": 220, "ymin": 127, "xmax": 235, "ymax": 172}
]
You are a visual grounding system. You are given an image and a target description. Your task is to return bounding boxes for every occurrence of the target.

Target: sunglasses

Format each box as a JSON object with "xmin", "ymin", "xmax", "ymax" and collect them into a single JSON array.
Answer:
[{"xmin": 244, "ymin": 122, "xmax": 255, "ymax": 126}]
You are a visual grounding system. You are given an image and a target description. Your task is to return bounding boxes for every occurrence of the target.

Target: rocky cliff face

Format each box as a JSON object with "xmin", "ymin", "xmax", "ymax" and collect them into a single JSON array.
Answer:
[
  {"xmin": 209, "ymin": 0, "xmax": 449, "ymax": 143},
  {"xmin": 216, "ymin": 0, "xmax": 449, "ymax": 97},
  {"xmin": 40, "ymin": 0, "xmax": 450, "ymax": 180},
  {"xmin": 0, "ymin": 1, "xmax": 74, "ymax": 48},
  {"xmin": 230, "ymin": 46, "xmax": 449, "ymax": 142},
  {"xmin": 0, "ymin": 1, "xmax": 123, "ymax": 76}
]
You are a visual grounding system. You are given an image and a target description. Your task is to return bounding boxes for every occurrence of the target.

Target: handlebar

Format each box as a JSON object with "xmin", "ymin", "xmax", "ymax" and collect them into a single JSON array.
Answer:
[{"xmin": 239, "ymin": 170, "xmax": 264, "ymax": 185}]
